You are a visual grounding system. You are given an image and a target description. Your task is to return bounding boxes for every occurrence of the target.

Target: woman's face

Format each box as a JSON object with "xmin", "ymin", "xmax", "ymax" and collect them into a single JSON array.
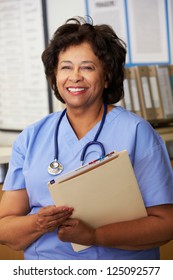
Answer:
[{"xmin": 55, "ymin": 42, "xmax": 108, "ymax": 110}]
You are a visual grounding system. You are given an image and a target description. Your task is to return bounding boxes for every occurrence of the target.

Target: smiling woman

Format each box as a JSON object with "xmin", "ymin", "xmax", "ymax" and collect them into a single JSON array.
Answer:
[{"xmin": 0, "ymin": 17, "xmax": 173, "ymax": 260}]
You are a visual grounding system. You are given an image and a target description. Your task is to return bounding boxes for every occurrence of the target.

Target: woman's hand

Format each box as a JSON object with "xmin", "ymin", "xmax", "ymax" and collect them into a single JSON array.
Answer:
[
  {"xmin": 58, "ymin": 218, "xmax": 96, "ymax": 246},
  {"xmin": 37, "ymin": 206, "xmax": 73, "ymax": 233}
]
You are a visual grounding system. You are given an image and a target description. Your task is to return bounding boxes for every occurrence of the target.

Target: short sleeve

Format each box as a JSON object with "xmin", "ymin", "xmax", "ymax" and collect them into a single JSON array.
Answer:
[{"xmin": 133, "ymin": 122, "xmax": 173, "ymax": 207}]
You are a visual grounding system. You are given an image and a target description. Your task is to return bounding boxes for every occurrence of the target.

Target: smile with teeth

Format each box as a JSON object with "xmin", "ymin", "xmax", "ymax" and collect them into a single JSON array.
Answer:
[{"xmin": 67, "ymin": 87, "xmax": 86, "ymax": 93}]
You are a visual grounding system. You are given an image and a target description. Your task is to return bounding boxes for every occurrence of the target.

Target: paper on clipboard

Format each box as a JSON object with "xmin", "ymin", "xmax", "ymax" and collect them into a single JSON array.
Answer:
[{"xmin": 48, "ymin": 150, "xmax": 147, "ymax": 252}]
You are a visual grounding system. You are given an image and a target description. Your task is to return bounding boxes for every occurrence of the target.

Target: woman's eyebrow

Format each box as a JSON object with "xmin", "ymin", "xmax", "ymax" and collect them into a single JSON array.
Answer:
[
  {"xmin": 60, "ymin": 60, "xmax": 72, "ymax": 64},
  {"xmin": 60, "ymin": 60, "xmax": 96, "ymax": 65}
]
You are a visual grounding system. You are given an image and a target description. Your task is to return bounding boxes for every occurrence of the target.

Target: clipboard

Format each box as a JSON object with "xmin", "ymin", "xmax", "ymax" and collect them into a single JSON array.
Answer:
[{"xmin": 48, "ymin": 150, "xmax": 147, "ymax": 251}]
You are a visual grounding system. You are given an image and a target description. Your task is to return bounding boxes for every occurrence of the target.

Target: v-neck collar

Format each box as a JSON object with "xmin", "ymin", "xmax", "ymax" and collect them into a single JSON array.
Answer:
[
  {"xmin": 59, "ymin": 106, "xmax": 123, "ymax": 156},
  {"xmin": 61, "ymin": 113, "xmax": 102, "ymax": 156}
]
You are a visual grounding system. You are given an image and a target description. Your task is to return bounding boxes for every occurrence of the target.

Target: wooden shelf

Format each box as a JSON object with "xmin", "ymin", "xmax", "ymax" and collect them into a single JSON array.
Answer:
[
  {"xmin": 160, "ymin": 241, "xmax": 173, "ymax": 260},
  {"xmin": 0, "ymin": 184, "xmax": 24, "ymax": 260},
  {"xmin": 155, "ymin": 127, "xmax": 173, "ymax": 142}
]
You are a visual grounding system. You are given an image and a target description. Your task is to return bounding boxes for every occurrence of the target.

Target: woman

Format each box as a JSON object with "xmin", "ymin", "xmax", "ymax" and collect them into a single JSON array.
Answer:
[{"xmin": 0, "ymin": 17, "xmax": 173, "ymax": 260}]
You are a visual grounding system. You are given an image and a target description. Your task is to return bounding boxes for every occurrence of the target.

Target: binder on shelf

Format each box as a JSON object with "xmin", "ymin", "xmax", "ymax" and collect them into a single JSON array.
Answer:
[
  {"xmin": 156, "ymin": 65, "xmax": 173, "ymax": 119},
  {"xmin": 123, "ymin": 68, "xmax": 134, "ymax": 112},
  {"xmin": 135, "ymin": 66, "xmax": 156, "ymax": 121},
  {"xmin": 127, "ymin": 67, "xmax": 143, "ymax": 117},
  {"xmin": 48, "ymin": 150, "xmax": 147, "ymax": 252},
  {"xmin": 148, "ymin": 65, "xmax": 165, "ymax": 120}
]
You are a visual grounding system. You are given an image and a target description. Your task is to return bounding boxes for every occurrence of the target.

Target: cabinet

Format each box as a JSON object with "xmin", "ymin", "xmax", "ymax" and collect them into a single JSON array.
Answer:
[
  {"xmin": 0, "ymin": 246, "xmax": 23, "ymax": 260},
  {"xmin": 0, "ymin": 184, "xmax": 24, "ymax": 260},
  {"xmin": 160, "ymin": 241, "xmax": 173, "ymax": 260}
]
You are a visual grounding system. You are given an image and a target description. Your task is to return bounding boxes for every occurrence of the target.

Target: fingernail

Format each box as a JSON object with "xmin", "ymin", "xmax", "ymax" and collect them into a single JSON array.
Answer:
[{"xmin": 62, "ymin": 207, "xmax": 68, "ymax": 211}]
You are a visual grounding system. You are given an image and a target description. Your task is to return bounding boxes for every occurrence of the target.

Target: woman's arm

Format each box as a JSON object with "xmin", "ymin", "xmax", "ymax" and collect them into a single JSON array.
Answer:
[
  {"xmin": 0, "ymin": 189, "xmax": 73, "ymax": 251},
  {"xmin": 58, "ymin": 204, "xmax": 173, "ymax": 250}
]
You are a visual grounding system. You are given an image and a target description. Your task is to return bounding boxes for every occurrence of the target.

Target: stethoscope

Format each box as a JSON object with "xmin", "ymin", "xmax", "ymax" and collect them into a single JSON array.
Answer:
[{"xmin": 48, "ymin": 103, "xmax": 107, "ymax": 175}]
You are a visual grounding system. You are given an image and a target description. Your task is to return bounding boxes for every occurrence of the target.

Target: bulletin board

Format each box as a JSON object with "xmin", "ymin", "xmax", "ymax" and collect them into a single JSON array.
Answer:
[
  {"xmin": 0, "ymin": 0, "xmax": 52, "ymax": 132},
  {"xmin": 85, "ymin": 0, "xmax": 171, "ymax": 66}
]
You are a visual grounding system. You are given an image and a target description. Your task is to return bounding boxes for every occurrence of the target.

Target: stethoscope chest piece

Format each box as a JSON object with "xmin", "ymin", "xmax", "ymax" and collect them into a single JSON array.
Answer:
[{"xmin": 48, "ymin": 160, "xmax": 63, "ymax": 175}]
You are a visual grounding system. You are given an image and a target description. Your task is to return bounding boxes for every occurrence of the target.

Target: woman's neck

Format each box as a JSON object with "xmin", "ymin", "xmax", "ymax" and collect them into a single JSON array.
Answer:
[
  {"xmin": 66, "ymin": 103, "xmax": 104, "ymax": 140},
  {"xmin": 66, "ymin": 103, "xmax": 114, "ymax": 140}
]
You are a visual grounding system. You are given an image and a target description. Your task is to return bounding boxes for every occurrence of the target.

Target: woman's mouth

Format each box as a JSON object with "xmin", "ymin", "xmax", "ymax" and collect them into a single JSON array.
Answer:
[{"xmin": 67, "ymin": 87, "xmax": 86, "ymax": 95}]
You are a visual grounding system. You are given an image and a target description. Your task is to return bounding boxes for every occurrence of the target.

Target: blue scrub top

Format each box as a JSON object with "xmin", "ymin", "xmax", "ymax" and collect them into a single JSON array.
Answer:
[{"xmin": 3, "ymin": 106, "xmax": 173, "ymax": 260}]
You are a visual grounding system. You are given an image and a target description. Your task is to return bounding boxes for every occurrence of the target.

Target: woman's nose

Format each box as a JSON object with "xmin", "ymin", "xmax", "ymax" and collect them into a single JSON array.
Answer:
[{"xmin": 69, "ymin": 70, "xmax": 83, "ymax": 83}]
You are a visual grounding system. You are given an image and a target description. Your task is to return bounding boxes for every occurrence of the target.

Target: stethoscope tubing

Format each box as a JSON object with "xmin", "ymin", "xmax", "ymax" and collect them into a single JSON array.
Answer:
[
  {"xmin": 54, "ymin": 108, "xmax": 66, "ymax": 161},
  {"xmin": 80, "ymin": 103, "xmax": 107, "ymax": 164},
  {"xmin": 48, "ymin": 103, "xmax": 107, "ymax": 175}
]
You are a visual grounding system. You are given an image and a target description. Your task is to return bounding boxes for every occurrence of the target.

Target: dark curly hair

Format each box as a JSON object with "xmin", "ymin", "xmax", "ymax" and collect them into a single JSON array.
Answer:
[{"xmin": 41, "ymin": 17, "xmax": 126, "ymax": 104}]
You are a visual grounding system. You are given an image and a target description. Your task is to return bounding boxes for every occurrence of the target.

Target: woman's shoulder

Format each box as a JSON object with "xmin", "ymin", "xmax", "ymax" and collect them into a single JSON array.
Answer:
[
  {"xmin": 110, "ymin": 106, "xmax": 149, "ymax": 126},
  {"xmin": 110, "ymin": 106, "xmax": 163, "ymax": 142}
]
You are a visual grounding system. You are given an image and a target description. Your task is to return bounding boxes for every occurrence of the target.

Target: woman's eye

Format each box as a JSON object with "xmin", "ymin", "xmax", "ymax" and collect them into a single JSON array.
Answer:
[
  {"xmin": 81, "ymin": 66, "xmax": 94, "ymax": 70},
  {"xmin": 61, "ymin": 66, "xmax": 71, "ymax": 70}
]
